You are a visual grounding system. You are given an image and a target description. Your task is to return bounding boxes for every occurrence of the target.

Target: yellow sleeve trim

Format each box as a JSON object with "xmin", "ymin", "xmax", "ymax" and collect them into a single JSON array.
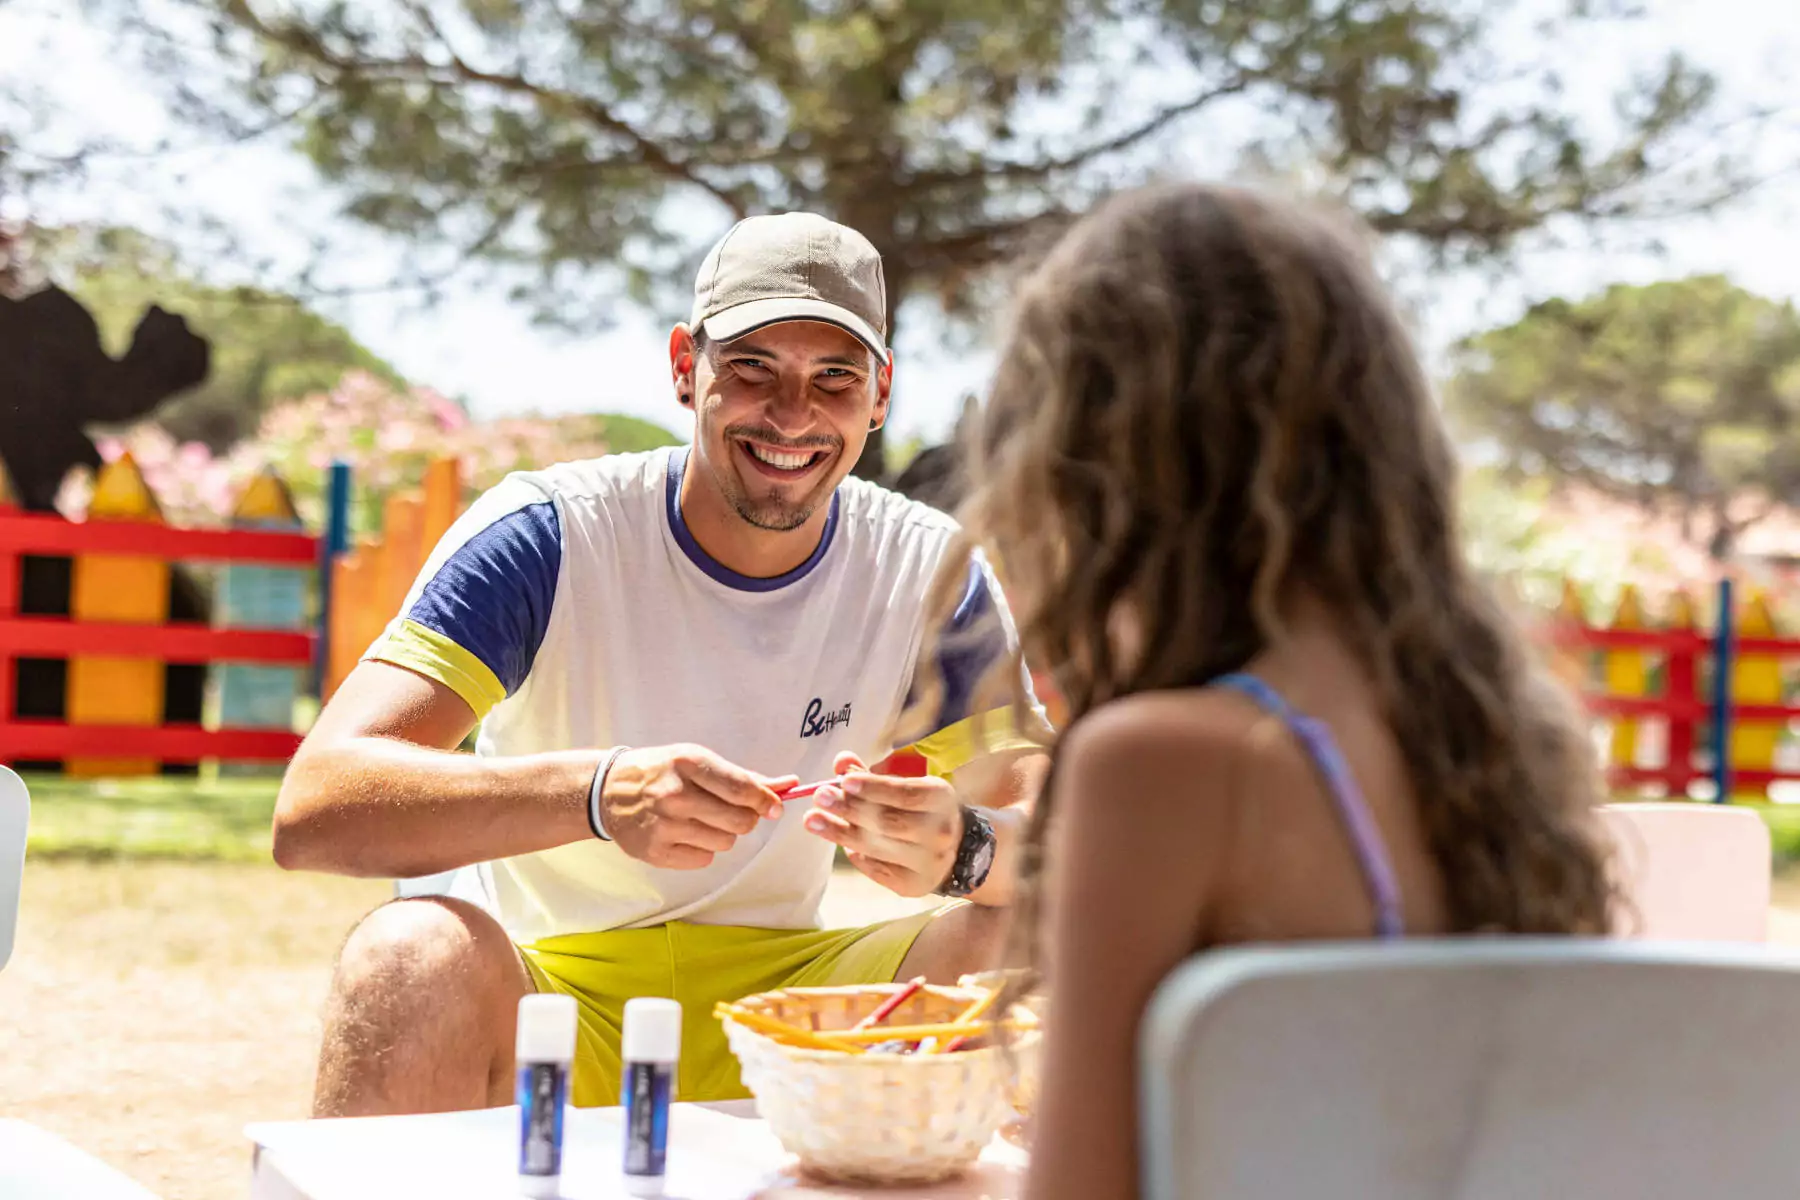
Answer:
[
  {"xmin": 365, "ymin": 618, "xmax": 506, "ymax": 720},
  {"xmin": 907, "ymin": 707, "xmax": 1041, "ymax": 778}
]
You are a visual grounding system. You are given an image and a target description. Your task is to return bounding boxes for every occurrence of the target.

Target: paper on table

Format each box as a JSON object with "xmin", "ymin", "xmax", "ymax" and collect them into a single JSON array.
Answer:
[{"xmin": 247, "ymin": 1103, "xmax": 796, "ymax": 1200}]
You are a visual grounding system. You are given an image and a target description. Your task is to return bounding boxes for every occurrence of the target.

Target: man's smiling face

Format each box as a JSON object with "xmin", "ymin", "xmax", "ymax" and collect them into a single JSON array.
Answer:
[{"xmin": 680, "ymin": 320, "xmax": 892, "ymax": 532}]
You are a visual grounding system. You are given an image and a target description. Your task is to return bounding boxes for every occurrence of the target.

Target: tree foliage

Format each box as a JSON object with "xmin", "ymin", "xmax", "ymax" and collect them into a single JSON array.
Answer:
[
  {"xmin": 36, "ymin": 225, "xmax": 407, "ymax": 450},
  {"xmin": 1449, "ymin": 275, "xmax": 1800, "ymax": 559},
  {"xmin": 109, "ymin": 0, "xmax": 1743, "ymax": 476}
]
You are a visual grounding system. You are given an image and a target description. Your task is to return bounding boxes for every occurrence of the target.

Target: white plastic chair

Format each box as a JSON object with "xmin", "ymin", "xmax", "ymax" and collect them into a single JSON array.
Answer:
[
  {"xmin": 1140, "ymin": 939, "xmax": 1800, "ymax": 1200},
  {"xmin": 1597, "ymin": 801, "xmax": 1770, "ymax": 942},
  {"xmin": 0, "ymin": 764, "xmax": 28, "ymax": 971}
]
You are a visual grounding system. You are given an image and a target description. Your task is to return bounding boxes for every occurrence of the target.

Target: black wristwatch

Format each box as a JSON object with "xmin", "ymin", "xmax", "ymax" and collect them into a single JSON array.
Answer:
[{"xmin": 937, "ymin": 805, "xmax": 997, "ymax": 899}]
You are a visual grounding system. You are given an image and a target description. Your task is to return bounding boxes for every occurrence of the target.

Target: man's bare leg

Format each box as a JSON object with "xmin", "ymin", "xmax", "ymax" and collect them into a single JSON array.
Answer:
[
  {"xmin": 312, "ymin": 896, "xmax": 534, "ymax": 1117},
  {"xmin": 893, "ymin": 901, "xmax": 1012, "ymax": 984}
]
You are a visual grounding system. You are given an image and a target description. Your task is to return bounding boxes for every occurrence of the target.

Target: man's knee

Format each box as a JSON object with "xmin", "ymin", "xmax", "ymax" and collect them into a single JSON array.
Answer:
[
  {"xmin": 331, "ymin": 897, "xmax": 525, "ymax": 1019},
  {"xmin": 942, "ymin": 901, "xmax": 1012, "ymax": 964},
  {"xmin": 898, "ymin": 901, "xmax": 1013, "ymax": 982},
  {"xmin": 316, "ymin": 897, "xmax": 528, "ymax": 1115}
]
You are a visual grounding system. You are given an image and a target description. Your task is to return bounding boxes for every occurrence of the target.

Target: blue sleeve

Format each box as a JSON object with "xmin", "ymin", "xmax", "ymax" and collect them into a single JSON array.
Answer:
[
  {"xmin": 898, "ymin": 554, "xmax": 1048, "ymax": 774},
  {"xmin": 372, "ymin": 498, "xmax": 563, "ymax": 710},
  {"xmin": 908, "ymin": 557, "xmax": 1012, "ymax": 733}
]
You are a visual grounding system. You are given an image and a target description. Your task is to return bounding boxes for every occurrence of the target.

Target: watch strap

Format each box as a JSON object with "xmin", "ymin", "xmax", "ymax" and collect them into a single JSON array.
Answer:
[{"xmin": 937, "ymin": 804, "xmax": 996, "ymax": 898}]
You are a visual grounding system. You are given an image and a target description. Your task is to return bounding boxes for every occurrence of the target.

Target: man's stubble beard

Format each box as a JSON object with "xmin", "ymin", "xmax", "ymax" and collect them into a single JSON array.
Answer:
[
  {"xmin": 706, "ymin": 446, "xmax": 821, "ymax": 532},
  {"xmin": 714, "ymin": 425, "xmax": 843, "ymax": 533},
  {"xmin": 730, "ymin": 485, "xmax": 815, "ymax": 532}
]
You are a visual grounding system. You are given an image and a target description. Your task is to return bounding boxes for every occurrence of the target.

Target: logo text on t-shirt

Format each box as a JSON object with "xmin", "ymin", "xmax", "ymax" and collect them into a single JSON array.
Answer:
[{"xmin": 801, "ymin": 698, "xmax": 853, "ymax": 739}]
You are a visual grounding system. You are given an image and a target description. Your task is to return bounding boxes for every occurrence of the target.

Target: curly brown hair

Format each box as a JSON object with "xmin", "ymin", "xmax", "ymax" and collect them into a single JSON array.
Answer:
[{"xmin": 926, "ymin": 180, "xmax": 1613, "ymax": 946}]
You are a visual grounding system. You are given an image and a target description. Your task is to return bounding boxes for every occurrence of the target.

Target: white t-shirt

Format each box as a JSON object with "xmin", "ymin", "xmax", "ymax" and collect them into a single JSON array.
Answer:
[{"xmin": 366, "ymin": 446, "xmax": 1043, "ymax": 944}]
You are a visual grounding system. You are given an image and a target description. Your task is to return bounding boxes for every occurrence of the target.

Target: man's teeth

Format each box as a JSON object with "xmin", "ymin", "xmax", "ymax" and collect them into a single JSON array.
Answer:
[{"xmin": 748, "ymin": 444, "xmax": 816, "ymax": 470}]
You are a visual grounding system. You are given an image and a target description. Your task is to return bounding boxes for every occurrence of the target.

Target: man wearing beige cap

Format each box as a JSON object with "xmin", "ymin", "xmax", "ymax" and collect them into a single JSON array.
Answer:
[{"xmin": 275, "ymin": 212, "xmax": 1050, "ymax": 1114}]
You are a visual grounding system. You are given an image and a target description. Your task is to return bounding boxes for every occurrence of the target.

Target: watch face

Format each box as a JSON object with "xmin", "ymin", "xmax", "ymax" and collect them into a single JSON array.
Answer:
[
  {"xmin": 940, "ymin": 809, "xmax": 999, "ymax": 898},
  {"xmin": 962, "ymin": 830, "xmax": 996, "ymax": 892}
]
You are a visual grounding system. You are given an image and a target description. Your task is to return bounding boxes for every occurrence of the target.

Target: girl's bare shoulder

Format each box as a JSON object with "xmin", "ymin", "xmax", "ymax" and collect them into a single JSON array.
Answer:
[{"xmin": 1054, "ymin": 687, "xmax": 1266, "ymax": 820}]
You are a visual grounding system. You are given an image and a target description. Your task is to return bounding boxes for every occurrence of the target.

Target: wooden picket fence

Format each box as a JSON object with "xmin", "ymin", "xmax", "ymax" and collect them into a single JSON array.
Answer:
[
  {"xmin": 0, "ymin": 454, "xmax": 318, "ymax": 772},
  {"xmin": 322, "ymin": 458, "xmax": 462, "ymax": 700},
  {"xmin": 1549, "ymin": 580, "xmax": 1799, "ymax": 800}
]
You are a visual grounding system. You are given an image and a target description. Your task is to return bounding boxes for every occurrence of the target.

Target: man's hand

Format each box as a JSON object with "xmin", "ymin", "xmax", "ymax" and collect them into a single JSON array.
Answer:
[
  {"xmin": 602, "ymin": 745, "xmax": 798, "ymax": 870},
  {"xmin": 803, "ymin": 752, "xmax": 961, "ymax": 898}
]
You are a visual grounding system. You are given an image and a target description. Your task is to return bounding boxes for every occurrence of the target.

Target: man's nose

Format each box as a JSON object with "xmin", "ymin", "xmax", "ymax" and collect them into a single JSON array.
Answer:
[{"xmin": 761, "ymin": 378, "xmax": 817, "ymax": 436}]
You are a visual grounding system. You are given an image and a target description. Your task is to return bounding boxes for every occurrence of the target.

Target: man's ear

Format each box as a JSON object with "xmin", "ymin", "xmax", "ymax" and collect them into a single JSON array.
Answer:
[
  {"xmin": 669, "ymin": 324, "xmax": 699, "ymax": 407},
  {"xmin": 870, "ymin": 349, "xmax": 895, "ymax": 431}
]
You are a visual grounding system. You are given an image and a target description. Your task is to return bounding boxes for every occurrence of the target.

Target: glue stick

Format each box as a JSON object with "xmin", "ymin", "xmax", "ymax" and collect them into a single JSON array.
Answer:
[
  {"xmin": 517, "ymin": 993, "xmax": 577, "ymax": 1197},
  {"xmin": 621, "ymin": 996, "xmax": 682, "ymax": 1196}
]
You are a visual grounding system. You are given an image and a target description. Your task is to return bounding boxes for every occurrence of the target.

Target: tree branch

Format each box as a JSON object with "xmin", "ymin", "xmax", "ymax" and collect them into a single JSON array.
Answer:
[
  {"xmin": 909, "ymin": 207, "xmax": 1072, "ymax": 271},
  {"xmin": 904, "ymin": 76, "xmax": 1258, "ymax": 189},
  {"xmin": 225, "ymin": 1, "xmax": 749, "ymax": 219}
]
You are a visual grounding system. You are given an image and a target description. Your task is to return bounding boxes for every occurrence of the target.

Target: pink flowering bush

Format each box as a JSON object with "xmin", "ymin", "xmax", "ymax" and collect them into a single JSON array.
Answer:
[
  {"xmin": 250, "ymin": 372, "xmax": 480, "ymax": 533},
  {"xmin": 60, "ymin": 371, "xmax": 676, "ymax": 536}
]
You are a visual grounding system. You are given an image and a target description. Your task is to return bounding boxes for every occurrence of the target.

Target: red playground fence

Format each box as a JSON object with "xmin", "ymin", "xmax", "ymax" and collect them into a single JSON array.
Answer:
[
  {"xmin": 1549, "ymin": 578, "xmax": 1800, "ymax": 802},
  {"xmin": 0, "ymin": 457, "xmax": 320, "ymax": 768}
]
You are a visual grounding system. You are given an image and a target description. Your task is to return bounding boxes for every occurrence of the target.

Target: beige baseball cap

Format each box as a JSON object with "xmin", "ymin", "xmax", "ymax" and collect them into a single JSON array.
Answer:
[{"xmin": 690, "ymin": 212, "xmax": 888, "ymax": 360}]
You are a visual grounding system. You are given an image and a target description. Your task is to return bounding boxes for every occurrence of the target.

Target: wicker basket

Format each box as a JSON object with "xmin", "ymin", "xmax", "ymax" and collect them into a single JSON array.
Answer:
[
  {"xmin": 719, "ymin": 982, "xmax": 1042, "ymax": 1185},
  {"xmin": 958, "ymin": 971, "xmax": 1045, "ymax": 1119}
]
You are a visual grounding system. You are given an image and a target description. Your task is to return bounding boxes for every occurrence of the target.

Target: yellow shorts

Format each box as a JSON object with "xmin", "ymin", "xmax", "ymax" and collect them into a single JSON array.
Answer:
[{"xmin": 518, "ymin": 907, "xmax": 948, "ymax": 1107}]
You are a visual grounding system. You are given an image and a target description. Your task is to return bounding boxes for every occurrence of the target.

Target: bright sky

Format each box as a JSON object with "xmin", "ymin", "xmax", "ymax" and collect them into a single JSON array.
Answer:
[{"xmin": 3, "ymin": 0, "xmax": 1797, "ymax": 445}]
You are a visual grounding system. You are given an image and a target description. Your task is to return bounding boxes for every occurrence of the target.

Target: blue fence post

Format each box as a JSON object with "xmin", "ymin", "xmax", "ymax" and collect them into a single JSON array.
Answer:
[
  {"xmin": 1711, "ymin": 576, "xmax": 1735, "ymax": 804},
  {"xmin": 313, "ymin": 461, "xmax": 353, "ymax": 697},
  {"xmin": 216, "ymin": 470, "xmax": 309, "ymax": 770}
]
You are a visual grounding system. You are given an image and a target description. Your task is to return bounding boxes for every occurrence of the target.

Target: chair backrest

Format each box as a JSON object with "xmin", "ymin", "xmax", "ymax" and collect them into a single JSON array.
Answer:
[
  {"xmin": 1140, "ymin": 940, "xmax": 1800, "ymax": 1200},
  {"xmin": 1598, "ymin": 802, "xmax": 1770, "ymax": 942},
  {"xmin": 0, "ymin": 765, "xmax": 29, "ymax": 971}
]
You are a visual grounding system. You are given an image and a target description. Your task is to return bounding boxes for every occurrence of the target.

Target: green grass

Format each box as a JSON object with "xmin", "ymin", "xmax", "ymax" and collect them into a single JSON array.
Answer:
[
  {"xmin": 1748, "ymin": 803, "xmax": 1800, "ymax": 867},
  {"xmin": 19, "ymin": 771, "xmax": 282, "ymax": 862}
]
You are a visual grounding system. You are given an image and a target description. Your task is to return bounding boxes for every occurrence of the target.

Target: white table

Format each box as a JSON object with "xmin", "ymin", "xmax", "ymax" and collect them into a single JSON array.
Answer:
[
  {"xmin": 246, "ymin": 1101, "xmax": 1028, "ymax": 1200},
  {"xmin": 1, "ymin": 1119, "xmax": 165, "ymax": 1200}
]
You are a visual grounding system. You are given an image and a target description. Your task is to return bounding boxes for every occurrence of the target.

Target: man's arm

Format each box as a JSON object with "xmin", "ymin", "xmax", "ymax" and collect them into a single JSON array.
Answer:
[
  {"xmin": 272, "ymin": 660, "xmax": 602, "ymax": 878},
  {"xmin": 275, "ymin": 660, "xmax": 795, "ymax": 878},
  {"xmin": 959, "ymin": 748, "xmax": 1050, "ymax": 907}
]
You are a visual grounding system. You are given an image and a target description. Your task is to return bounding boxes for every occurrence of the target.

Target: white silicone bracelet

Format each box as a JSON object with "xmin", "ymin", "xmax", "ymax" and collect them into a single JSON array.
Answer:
[{"xmin": 588, "ymin": 747, "xmax": 627, "ymax": 842}]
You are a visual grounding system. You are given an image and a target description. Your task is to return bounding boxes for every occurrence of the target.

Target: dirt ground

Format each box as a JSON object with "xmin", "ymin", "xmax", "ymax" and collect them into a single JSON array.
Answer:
[
  {"xmin": 6, "ymin": 862, "xmax": 1799, "ymax": 1200},
  {"xmin": 0, "ymin": 861, "xmax": 930, "ymax": 1200}
]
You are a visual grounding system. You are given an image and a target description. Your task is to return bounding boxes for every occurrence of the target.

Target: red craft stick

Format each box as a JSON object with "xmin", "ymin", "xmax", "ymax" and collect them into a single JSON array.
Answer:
[
  {"xmin": 781, "ymin": 777, "xmax": 841, "ymax": 801},
  {"xmin": 783, "ymin": 755, "xmax": 926, "ymax": 800},
  {"xmin": 854, "ymin": 977, "xmax": 926, "ymax": 1030}
]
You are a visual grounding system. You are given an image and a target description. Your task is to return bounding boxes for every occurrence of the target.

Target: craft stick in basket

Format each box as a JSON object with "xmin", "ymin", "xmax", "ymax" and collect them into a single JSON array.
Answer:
[
  {"xmin": 853, "ymin": 976, "xmax": 925, "ymax": 1030},
  {"xmin": 925, "ymin": 986, "xmax": 1004, "ymax": 1055},
  {"xmin": 714, "ymin": 1003, "xmax": 865, "ymax": 1053}
]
